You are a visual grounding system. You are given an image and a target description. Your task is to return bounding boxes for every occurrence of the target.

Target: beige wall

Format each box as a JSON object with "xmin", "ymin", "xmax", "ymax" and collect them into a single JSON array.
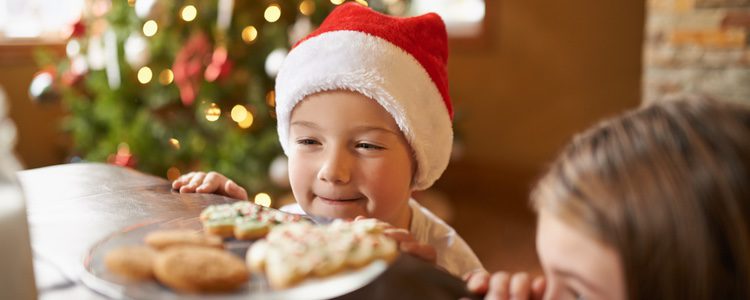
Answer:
[
  {"xmin": 439, "ymin": 0, "xmax": 644, "ymax": 196},
  {"xmin": 435, "ymin": 0, "xmax": 645, "ymax": 272}
]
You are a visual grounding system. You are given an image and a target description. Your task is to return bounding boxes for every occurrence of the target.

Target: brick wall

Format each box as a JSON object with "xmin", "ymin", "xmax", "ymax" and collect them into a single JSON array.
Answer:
[{"xmin": 643, "ymin": 0, "xmax": 750, "ymax": 103}]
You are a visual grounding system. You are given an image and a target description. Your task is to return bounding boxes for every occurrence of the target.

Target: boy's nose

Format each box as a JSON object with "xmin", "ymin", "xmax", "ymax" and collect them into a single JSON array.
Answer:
[{"xmin": 317, "ymin": 149, "xmax": 351, "ymax": 184}]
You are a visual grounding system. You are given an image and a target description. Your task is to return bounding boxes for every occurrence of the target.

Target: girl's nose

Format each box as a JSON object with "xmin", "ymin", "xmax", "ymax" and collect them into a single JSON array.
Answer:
[{"xmin": 317, "ymin": 148, "xmax": 351, "ymax": 184}]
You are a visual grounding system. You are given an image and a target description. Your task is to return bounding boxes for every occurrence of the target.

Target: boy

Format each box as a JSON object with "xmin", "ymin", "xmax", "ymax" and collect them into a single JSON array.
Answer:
[{"xmin": 173, "ymin": 3, "xmax": 483, "ymax": 277}]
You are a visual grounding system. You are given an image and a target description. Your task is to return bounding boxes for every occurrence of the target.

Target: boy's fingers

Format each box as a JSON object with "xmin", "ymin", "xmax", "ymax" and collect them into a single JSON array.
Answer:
[
  {"xmin": 187, "ymin": 172, "xmax": 206, "ymax": 188},
  {"xmin": 196, "ymin": 178, "xmax": 220, "ymax": 193},
  {"xmin": 509, "ymin": 273, "xmax": 530, "ymax": 300},
  {"xmin": 419, "ymin": 244, "xmax": 437, "ymax": 263},
  {"xmin": 401, "ymin": 242, "xmax": 436, "ymax": 263},
  {"xmin": 531, "ymin": 277, "xmax": 546, "ymax": 300},
  {"xmin": 180, "ymin": 172, "xmax": 205, "ymax": 193},
  {"xmin": 463, "ymin": 269, "xmax": 479, "ymax": 281},
  {"xmin": 466, "ymin": 271, "xmax": 490, "ymax": 294},
  {"xmin": 383, "ymin": 228, "xmax": 413, "ymax": 243},
  {"xmin": 178, "ymin": 172, "xmax": 197, "ymax": 192},
  {"xmin": 487, "ymin": 272, "xmax": 511, "ymax": 300},
  {"xmin": 172, "ymin": 172, "xmax": 193, "ymax": 189},
  {"xmin": 224, "ymin": 180, "xmax": 248, "ymax": 200},
  {"xmin": 203, "ymin": 171, "xmax": 223, "ymax": 183},
  {"xmin": 362, "ymin": 218, "xmax": 392, "ymax": 231},
  {"xmin": 179, "ymin": 185, "xmax": 194, "ymax": 193},
  {"xmin": 171, "ymin": 177, "xmax": 181, "ymax": 189},
  {"xmin": 198, "ymin": 172, "xmax": 222, "ymax": 192}
]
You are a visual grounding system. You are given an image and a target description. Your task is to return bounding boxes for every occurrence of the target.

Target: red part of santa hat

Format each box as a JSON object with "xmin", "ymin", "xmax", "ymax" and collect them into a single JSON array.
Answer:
[
  {"xmin": 293, "ymin": 3, "xmax": 452, "ymax": 117},
  {"xmin": 275, "ymin": 3, "xmax": 453, "ymax": 191}
]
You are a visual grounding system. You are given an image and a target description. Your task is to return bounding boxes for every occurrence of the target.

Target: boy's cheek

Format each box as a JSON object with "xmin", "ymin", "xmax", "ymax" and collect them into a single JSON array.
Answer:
[
  {"xmin": 288, "ymin": 153, "xmax": 318, "ymax": 171},
  {"xmin": 287, "ymin": 157, "xmax": 309, "ymax": 180}
]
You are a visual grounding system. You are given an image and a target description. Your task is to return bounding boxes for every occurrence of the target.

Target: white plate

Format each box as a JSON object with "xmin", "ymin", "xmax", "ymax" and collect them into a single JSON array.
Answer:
[{"xmin": 81, "ymin": 217, "xmax": 388, "ymax": 300}]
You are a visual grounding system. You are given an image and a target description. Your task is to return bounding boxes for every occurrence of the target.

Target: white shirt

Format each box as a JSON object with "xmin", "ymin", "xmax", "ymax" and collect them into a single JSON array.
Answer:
[
  {"xmin": 281, "ymin": 199, "xmax": 485, "ymax": 277},
  {"xmin": 408, "ymin": 199, "xmax": 484, "ymax": 277}
]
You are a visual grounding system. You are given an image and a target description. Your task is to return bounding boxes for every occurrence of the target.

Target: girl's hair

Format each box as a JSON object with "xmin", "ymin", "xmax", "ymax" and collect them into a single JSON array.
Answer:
[{"xmin": 531, "ymin": 97, "xmax": 750, "ymax": 299}]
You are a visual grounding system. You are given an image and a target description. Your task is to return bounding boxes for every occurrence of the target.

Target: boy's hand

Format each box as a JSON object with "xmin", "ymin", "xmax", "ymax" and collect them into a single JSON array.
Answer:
[
  {"xmin": 171, "ymin": 171, "xmax": 248, "ymax": 200},
  {"xmin": 464, "ymin": 270, "xmax": 545, "ymax": 300},
  {"xmin": 354, "ymin": 216, "xmax": 437, "ymax": 264}
]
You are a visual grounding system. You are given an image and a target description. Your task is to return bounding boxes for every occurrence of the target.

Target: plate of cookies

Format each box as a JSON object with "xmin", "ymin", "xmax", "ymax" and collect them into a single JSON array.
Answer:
[{"xmin": 81, "ymin": 201, "xmax": 399, "ymax": 299}]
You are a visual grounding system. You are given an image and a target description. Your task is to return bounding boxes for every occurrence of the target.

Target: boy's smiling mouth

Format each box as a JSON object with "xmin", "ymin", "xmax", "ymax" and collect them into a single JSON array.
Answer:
[{"xmin": 315, "ymin": 194, "xmax": 365, "ymax": 204}]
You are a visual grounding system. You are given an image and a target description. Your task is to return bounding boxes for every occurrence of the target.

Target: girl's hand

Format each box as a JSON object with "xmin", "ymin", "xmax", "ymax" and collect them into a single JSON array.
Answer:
[
  {"xmin": 171, "ymin": 171, "xmax": 248, "ymax": 200},
  {"xmin": 354, "ymin": 216, "xmax": 437, "ymax": 264},
  {"xmin": 465, "ymin": 270, "xmax": 545, "ymax": 300}
]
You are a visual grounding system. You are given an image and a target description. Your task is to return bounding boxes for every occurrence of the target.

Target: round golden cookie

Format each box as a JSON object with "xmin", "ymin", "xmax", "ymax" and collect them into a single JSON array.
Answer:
[
  {"xmin": 144, "ymin": 229, "xmax": 223, "ymax": 250},
  {"xmin": 104, "ymin": 245, "xmax": 157, "ymax": 281},
  {"xmin": 154, "ymin": 246, "xmax": 249, "ymax": 293}
]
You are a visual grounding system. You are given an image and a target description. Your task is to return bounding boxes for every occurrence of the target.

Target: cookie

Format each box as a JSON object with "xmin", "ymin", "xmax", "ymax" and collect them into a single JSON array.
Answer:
[
  {"xmin": 153, "ymin": 246, "xmax": 249, "ymax": 293},
  {"xmin": 104, "ymin": 245, "xmax": 157, "ymax": 281},
  {"xmin": 246, "ymin": 239, "xmax": 269, "ymax": 272},
  {"xmin": 204, "ymin": 219, "xmax": 236, "ymax": 238},
  {"xmin": 200, "ymin": 201, "xmax": 307, "ymax": 240},
  {"xmin": 265, "ymin": 249, "xmax": 305, "ymax": 289},
  {"xmin": 310, "ymin": 248, "xmax": 348, "ymax": 277},
  {"xmin": 144, "ymin": 229, "xmax": 223, "ymax": 250},
  {"xmin": 247, "ymin": 219, "xmax": 398, "ymax": 289},
  {"xmin": 200, "ymin": 203, "xmax": 237, "ymax": 221},
  {"xmin": 200, "ymin": 204, "xmax": 238, "ymax": 238},
  {"xmin": 233, "ymin": 219, "xmax": 271, "ymax": 240}
]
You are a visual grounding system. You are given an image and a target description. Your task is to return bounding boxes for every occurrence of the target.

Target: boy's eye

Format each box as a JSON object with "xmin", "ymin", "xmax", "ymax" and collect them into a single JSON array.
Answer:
[
  {"xmin": 296, "ymin": 139, "xmax": 320, "ymax": 145},
  {"xmin": 356, "ymin": 142, "xmax": 384, "ymax": 150}
]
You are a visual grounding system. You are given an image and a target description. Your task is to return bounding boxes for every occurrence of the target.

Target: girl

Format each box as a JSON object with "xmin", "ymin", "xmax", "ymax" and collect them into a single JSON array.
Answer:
[{"xmin": 468, "ymin": 97, "xmax": 750, "ymax": 299}]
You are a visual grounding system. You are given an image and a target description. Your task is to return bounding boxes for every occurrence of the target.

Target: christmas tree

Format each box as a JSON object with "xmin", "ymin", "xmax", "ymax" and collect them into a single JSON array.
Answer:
[{"xmin": 34, "ymin": 0, "xmax": 411, "ymax": 201}]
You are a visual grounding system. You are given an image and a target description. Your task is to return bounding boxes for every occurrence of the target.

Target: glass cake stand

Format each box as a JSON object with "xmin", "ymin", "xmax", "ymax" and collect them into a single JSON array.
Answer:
[{"xmin": 81, "ymin": 217, "xmax": 388, "ymax": 300}]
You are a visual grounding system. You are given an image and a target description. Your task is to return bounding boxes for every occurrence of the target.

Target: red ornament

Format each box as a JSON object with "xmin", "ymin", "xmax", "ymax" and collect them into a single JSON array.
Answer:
[
  {"xmin": 173, "ymin": 33, "xmax": 211, "ymax": 106},
  {"xmin": 68, "ymin": 20, "xmax": 86, "ymax": 39},
  {"xmin": 107, "ymin": 144, "xmax": 137, "ymax": 168},
  {"xmin": 204, "ymin": 46, "xmax": 233, "ymax": 82}
]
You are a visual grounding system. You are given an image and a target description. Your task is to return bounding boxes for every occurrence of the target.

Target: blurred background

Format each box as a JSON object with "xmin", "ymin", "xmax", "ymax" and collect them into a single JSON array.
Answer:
[{"xmin": 2, "ymin": 0, "xmax": 748, "ymax": 275}]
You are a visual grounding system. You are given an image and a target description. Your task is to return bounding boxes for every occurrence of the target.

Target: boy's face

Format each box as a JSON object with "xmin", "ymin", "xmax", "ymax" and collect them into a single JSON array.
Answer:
[{"xmin": 287, "ymin": 90, "xmax": 415, "ymax": 228}]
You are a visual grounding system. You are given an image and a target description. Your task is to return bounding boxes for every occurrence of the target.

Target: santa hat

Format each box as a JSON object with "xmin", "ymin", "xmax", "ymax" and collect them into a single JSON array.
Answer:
[{"xmin": 275, "ymin": 3, "xmax": 453, "ymax": 191}]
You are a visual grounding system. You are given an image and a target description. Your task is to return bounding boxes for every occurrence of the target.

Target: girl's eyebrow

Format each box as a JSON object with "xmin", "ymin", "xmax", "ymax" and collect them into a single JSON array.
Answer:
[{"xmin": 552, "ymin": 268, "xmax": 603, "ymax": 296}]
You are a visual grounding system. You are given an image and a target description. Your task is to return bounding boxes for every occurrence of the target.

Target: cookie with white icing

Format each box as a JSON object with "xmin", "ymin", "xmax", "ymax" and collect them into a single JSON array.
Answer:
[
  {"xmin": 200, "ymin": 201, "xmax": 306, "ymax": 240},
  {"xmin": 247, "ymin": 219, "xmax": 398, "ymax": 289}
]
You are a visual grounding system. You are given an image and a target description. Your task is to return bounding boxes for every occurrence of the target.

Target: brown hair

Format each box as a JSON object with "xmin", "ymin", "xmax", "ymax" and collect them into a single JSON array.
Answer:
[{"xmin": 532, "ymin": 97, "xmax": 750, "ymax": 299}]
